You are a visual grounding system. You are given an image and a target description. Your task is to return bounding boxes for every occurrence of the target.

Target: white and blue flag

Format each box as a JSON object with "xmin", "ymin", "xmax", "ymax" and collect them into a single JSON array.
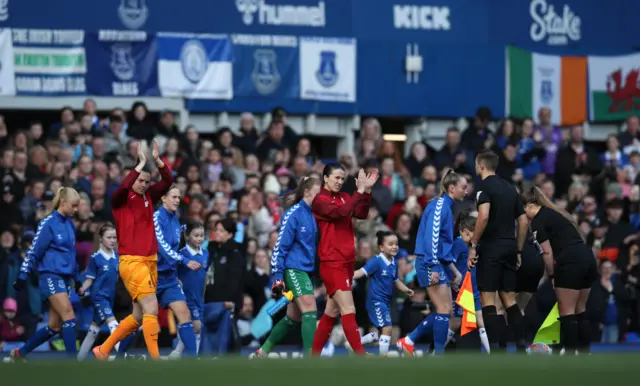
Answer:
[{"xmin": 157, "ymin": 33, "xmax": 233, "ymax": 99}]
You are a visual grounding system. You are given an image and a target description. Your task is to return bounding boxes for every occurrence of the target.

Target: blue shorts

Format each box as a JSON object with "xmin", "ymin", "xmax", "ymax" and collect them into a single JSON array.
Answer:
[
  {"xmin": 39, "ymin": 273, "xmax": 72, "ymax": 300},
  {"xmin": 452, "ymin": 294, "xmax": 482, "ymax": 317},
  {"xmin": 92, "ymin": 297, "xmax": 115, "ymax": 324},
  {"xmin": 416, "ymin": 261, "xmax": 449, "ymax": 288},
  {"xmin": 366, "ymin": 301, "xmax": 392, "ymax": 328},
  {"xmin": 157, "ymin": 280, "xmax": 186, "ymax": 309}
]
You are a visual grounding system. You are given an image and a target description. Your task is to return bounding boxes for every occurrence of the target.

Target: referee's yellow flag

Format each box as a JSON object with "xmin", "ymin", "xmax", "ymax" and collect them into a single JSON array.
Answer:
[
  {"xmin": 533, "ymin": 303, "xmax": 560, "ymax": 344},
  {"xmin": 455, "ymin": 272, "xmax": 475, "ymax": 312}
]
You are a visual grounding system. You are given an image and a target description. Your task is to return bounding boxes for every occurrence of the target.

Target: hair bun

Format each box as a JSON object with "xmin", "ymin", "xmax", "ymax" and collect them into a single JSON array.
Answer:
[{"xmin": 375, "ymin": 231, "xmax": 385, "ymax": 238}]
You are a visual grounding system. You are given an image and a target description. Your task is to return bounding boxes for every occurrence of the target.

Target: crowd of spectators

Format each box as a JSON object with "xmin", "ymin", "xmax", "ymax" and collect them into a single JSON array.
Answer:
[{"xmin": 0, "ymin": 100, "xmax": 639, "ymax": 352}]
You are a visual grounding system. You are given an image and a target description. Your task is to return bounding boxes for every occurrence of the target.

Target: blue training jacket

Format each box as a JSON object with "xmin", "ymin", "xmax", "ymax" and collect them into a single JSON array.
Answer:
[
  {"xmin": 271, "ymin": 200, "xmax": 318, "ymax": 282},
  {"xmin": 414, "ymin": 194, "xmax": 455, "ymax": 267},
  {"xmin": 154, "ymin": 206, "xmax": 185, "ymax": 275},
  {"xmin": 19, "ymin": 211, "xmax": 77, "ymax": 279}
]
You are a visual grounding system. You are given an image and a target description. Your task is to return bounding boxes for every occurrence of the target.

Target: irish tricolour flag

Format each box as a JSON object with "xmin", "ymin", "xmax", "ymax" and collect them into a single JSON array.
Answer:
[
  {"xmin": 588, "ymin": 53, "xmax": 640, "ymax": 122},
  {"xmin": 506, "ymin": 46, "xmax": 587, "ymax": 125}
]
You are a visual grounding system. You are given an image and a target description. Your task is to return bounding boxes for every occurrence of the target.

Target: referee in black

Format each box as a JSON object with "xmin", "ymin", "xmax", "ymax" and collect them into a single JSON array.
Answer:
[{"xmin": 467, "ymin": 149, "xmax": 529, "ymax": 352}]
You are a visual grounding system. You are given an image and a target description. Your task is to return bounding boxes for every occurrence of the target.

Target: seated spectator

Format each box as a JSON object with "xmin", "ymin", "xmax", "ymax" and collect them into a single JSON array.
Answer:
[{"xmin": 0, "ymin": 297, "xmax": 25, "ymax": 342}]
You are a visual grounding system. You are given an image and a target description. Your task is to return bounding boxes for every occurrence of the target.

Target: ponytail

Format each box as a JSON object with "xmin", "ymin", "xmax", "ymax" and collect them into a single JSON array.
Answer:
[
  {"xmin": 180, "ymin": 220, "xmax": 204, "ymax": 249},
  {"xmin": 280, "ymin": 176, "xmax": 320, "ymax": 209},
  {"xmin": 522, "ymin": 186, "xmax": 582, "ymax": 239},
  {"xmin": 52, "ymin": 186, "xmax": 79, "ymax": 211},
  {"xmin": 439, "ymin": 169, "xmax": 462, "ymax": 197}
]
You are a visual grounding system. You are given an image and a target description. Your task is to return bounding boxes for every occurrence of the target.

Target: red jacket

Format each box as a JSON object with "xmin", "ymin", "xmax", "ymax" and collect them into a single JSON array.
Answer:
[
  {"xmin": 312, "ymin": 188, "xmax": 371, "ymax": 263},
  {"xmin": 111, "ymin": 165, "xmax": 173, "ymax": 257}
]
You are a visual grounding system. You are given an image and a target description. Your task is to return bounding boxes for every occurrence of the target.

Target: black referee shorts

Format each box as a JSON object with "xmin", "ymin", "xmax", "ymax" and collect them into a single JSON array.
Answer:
[
  {"xmin": 476, "ymin": 240, "xmax": 517, "ymax": 293},
  {"xmin": 554, "ymin": 244, "xmax": 598, "ymax": 290},
  {"xmin": 515, "ymin": 244, "xmax": 545, "ymax": 294}
]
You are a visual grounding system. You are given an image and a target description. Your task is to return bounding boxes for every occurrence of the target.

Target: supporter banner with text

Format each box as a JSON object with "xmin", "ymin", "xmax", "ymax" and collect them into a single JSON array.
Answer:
[
  {"xmin": 232, "ymin": 34, "xmax": 300, "ymax": 99},
  {"xmin": 158, "ymin": 33, "xmax": 233, "ymax": 99},
  {"xmin": 299, "ymin": 36, "xmax": 356, "ymax": 103},
  {"xmin": 0, "ymin": 29, "xmax": 16, "ymax": 96},
  {"xmin": 85, "ymin": 31, "xmax": 159, "ymax": 96},
  {"xmin": 12, "ymin": 29, "xmax": 86, "ymax": 95}
]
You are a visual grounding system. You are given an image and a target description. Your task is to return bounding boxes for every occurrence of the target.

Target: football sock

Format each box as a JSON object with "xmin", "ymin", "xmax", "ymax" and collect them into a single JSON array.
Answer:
[
  {"xmin": 432, "ymin": 313, "xmax": 450, "ymax": 355},
  {"xmin": 173, "ymin": 335, "xmax": 185, "ymax": 355},
  {"xmin": 479, "ymin": 327, "xmax": 491, "ymax": 353},
  {"xmin": 301, "ymin": 312, "xmax": 317, "ymax": 353},
  {"xmin": 379, "ymin": 335, "xmax": 391, "ymax": 356},
  {"xmin": 19, "ymin": 326, "xmax": 57, "ymax": 358},
  {"xmin": 100, "ymin": 315, "xmax": 139, "ymax": 355},
  {"xmin": 481, "ymin": 306, "xmax": 500, "ymax": 351},
  {"xmin": 576, "ymin": 312, "xmax": 591, "ymax": 354},
  {"xmin": 560, "ymin": 314, "xmax": 578, "ymax": 354},
  {"xmin": 312, "ymin": 314, "xmax": 336, "ymax": 355},
  {"xmin": 62, "ymin": 319, "xmax": 77, "ymax": 356},
  {"xmin": 361, "ymin": 331, "xmax": 379, "ymax": 345},
  {"xmin": 262, "ymin": 316, "xmax": 299, "ymax": 353},
  {"xmin": 195, "ymin": 333, "xmax": 201, "ymax": 354},
  {"xmin": 78, "ymin": 324, "xmax": 101, "ymax": 360},
  {"xmin": 142, "ymin": 314, "xmax": 160, "ymax": 359},
  {"xmin": 506, "ymin": 305, "xmax": 527, "ymax": 352},
  {"xmin": 445, "ymin": 328, "xmax": 456, "ymax": 346},
  {"xmin": 107, "ymin": 321, "xmax": 120, "ymax": 351},
  {"xmin": 178, "ymin": 322, "xmax": 198, "ymax": 356},
  {"xmin": 408, "ymin": 313, "xmax": 435, "ymax": 344},
  {"xmin": 341, "ymin": 313, "xmax": 366, "ymax": 355}
]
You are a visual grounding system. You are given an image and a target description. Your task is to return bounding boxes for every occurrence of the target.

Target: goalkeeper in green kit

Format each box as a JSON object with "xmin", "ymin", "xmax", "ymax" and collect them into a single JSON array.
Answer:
[{"xmin": 251, "ymin": 177, "xmax": 322, "ymax": 358}]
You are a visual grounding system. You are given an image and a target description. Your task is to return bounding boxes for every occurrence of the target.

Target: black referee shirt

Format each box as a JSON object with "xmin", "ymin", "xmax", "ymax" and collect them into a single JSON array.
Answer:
[
  {"xmin": 530, "ymin": 206, "xmax": 583, "ymax": 258},
  {"xmin": 476, "ymin": 175, "xmax": 524, "ymax": 243}
]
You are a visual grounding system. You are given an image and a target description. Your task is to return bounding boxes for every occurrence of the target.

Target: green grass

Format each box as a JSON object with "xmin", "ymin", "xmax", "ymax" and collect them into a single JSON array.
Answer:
[{"xmin": 2, "ymin": 355, "xmax": 639, "ymax": 386}]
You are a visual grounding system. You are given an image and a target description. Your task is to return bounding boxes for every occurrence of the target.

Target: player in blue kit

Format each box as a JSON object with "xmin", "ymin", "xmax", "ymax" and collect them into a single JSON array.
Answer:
[
  {"xmin": 446, "ymin": 212, "xmax": 490, "ymax": 353},
  {"xmin": 155, "ymin": 186, "xmax": 203, "ymax": 357},
  {"xmin": 397, "ymin": 170, "xmax": 467, "ymax": 356},
  {"xmin": 77, "ymin": 223, "xmax": 121, "ymax": 360},
  {"xmin": 169, "ymin": 221, "xmax": 208, "ymax": 358},
  {"xmin": 353, "ymin": 231, "xmax": 414, "ymax": 356}
]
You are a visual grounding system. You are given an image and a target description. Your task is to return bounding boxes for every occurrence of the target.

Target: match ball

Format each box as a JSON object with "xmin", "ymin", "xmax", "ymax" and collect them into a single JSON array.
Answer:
[
  {"xmin": 526, "ymin": 342, "xmax": 552, "ymax": 355},
  {"xmin": 386, "ymin": 351, "xmax": 400, "ymax": 358},
  {"xmin": 267, "ymin": 352, "xmax": 281, "ymax": 359}
]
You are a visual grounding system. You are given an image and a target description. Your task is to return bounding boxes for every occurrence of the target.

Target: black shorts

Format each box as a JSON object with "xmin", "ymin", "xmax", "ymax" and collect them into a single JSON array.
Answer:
[
  {"xmin": 476, "ymin": 240, "xmax": 517, "ymax": 293},
  {"xmin": 554, "ymin": 244, "xmax": 598, "ymax": 290},
  {"xmin": 515, "ymin": 244, "xmax": 545, "ymax": 293}
]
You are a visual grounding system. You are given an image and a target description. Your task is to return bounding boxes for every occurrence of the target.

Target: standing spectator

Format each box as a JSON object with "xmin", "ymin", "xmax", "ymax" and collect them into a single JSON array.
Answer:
[
  {"xmin": 103, "ymin": 115, "xmax": 130, "ymax": 155},
  {"xmin": 601, "ymin": 135, "xmax": 629, "ymax": 170},
  {"xmin": 379, "ymin": 156, "xmax": 406, "ymax": 202},
  {"xmin": 126, "ymin": 101, "xmax": 156, "ymax": 144},
  {"xmin": 588, "ymin": 260, "xmax": 628, "ymax": 343},
  {"xmin": 355, "ymin": 118, "xmax": 383, "ymax": 164},
  {"xmin": 517, "ymin": 118, "xmax": 545, "ymax": 181},
  {"xmin": 234, "ymin": 113, "xmax": 260, "ymax": 155},
  {"xmin": 0, "ymin": 184, "xmax": 23, "ymax": 233},
  {"xmin": 555, "ymin": 126, "xmax": 601, "ymax": 197},
  {"xmin": 0, "ymin": 115, "xmax": 8, "ymax": 149},
  {"xmin": 494, "ymin": 119, "xmax": 518, "ymax": 151},
  {"xmin": 244, "ymin": 249, "xmax": 270, "ymax": 316},
  {"xmin": 28, "ymin": 121, "xmax": 45, "ymax": 147},
  {"xmin": 533, "ymin": 107, "xmax": 563, "ymax": 176},
  {"xmin": 405, "ymin": 142, "xmax": 431, "ymax": 180},
  {"xmin": 435, "ymin": 127, "xmax": 469, "ymax": 173},
  {"xmin": 461, "ymin": 106, "xmax": 494, "ymax": 153},
  {"xmin": 221, "ymin": 149, "xmax": 246, "ymax": 192},
  {"xmin": 496, "ymin": 141, "xmax": 521, "ymax": 184},
  {"xmin": 182, "ymin": 125, "xmax": 202, "ymax": 161},
  {"xmin": 160, "ymin": 138, "xmax": 184, "ymax": 172},
  {"xmin": 256, "ymin": 119, "xmax": 287, "ymax": 162},
  {"xmin": 619, "ymin": 115, "xmax": 640, "ymax": 153},
  {"xmin": 270, "ymin": 107, "xmax": 299, "ymax": 150},
  {"xmin": 156, "ymin": 110, "xmax": 180, "ymax": 140}
]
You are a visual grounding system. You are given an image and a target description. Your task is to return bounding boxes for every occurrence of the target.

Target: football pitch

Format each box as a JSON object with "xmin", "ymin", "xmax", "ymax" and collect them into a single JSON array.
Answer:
[{"xmin": 1, "ymin": 355, "xmax": 638, "ymax": 386}]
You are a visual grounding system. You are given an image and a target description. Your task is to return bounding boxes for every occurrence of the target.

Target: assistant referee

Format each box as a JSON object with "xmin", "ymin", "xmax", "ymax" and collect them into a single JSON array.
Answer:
[{"xmin": 467, "ymin": 149, "xmax": 528, "ymax": 352}]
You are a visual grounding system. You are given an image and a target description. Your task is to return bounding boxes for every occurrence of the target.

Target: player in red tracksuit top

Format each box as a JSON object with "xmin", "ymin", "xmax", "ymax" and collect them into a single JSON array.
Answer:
[
  {"xmin": 311, "ymin": 164, "xmax": 379, "ymax": 355},
  {"xmin": 94, "ymin": 140, "xmax": 173, "ymax": 360}
]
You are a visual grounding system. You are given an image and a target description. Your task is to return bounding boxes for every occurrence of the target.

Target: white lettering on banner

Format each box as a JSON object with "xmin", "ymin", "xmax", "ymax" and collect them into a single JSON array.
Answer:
[
  {"xmin": 12, "ymin": 29, "xmax": 85, "ymax": 45},
  {"xmin": 112, "ymin": 82, "xmax": 139, "ymax": 96},
  {"xmin": 235, "ymin": 0, "xmax": 326, "ymax": 27},
  {"xmin": 99, "ymin": 30, "xmax": 147, "ymax": 42},
  {"xmin": 393, "ymin": 5, "xmax": 451, "ymax": 30},
  {"xmin": 15, "ymin": 76, "xmax": 85, "ymax": 93},
  {"xmin": 529, "ymin": 0, "xmax": 581, "ymax": 46},
  {"xmin": 0, "ymin": 0, "xmax": 9, "ymax": 22},
  {"xmin": 231, "ymin": 34, "xmax": 297, "ymax": 47}
]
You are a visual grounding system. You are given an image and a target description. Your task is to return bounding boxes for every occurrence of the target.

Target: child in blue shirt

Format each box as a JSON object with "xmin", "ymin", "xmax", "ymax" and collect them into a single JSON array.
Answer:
[
  {"xmin": 169, "ymin": 220, "xmax": 208, "ymax": 358},
  {"xmin": 77, "ymin": 223, "xmax": 120, "ymax": 360},
  {"xmin": 353, "ymin": 231, "xmax": 414, "ymax": 356},
  {"xmin": 448, "ymin": 212, "xmax": 490, "ymax": 353}
]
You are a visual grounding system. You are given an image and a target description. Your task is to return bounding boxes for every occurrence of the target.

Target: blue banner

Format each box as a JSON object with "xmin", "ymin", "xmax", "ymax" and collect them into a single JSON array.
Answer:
[
  {"xmin": 231, "ymin": 34, "xmax": 300, "ymax": 99},
  {"xmin": 0, "ymin": 0, "xmax": 352, "ymax": 36},
  {"xmin": 12, "ymin": 29, "xmax": 86, "ymax": 96},
  {"xmin": 85, "ymin": 31, "xmax": 159, "ymax": 96}
]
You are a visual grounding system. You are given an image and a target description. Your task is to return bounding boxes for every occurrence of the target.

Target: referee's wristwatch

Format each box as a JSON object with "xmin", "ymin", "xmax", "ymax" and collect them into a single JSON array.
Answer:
[{"xmin": 470, "ymin": 242, "xmax": 478, "ymax": 249}]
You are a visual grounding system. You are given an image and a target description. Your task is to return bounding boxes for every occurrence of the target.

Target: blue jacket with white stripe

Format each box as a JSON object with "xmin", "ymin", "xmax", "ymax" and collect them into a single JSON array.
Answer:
[
  {"xmin": 19, "ymin": 211, "xmax": 77, "ymax": 279},
  {"xmin": 414, "ymin": 194, "xmax": 455, "ymax": 267},
  {"xmin": 154, "ymin": 206, "xmax": 185, "ymax": 275},
  {"xmin": 271, "ymin": 200, "xmax": 317, "ymax": 282}
]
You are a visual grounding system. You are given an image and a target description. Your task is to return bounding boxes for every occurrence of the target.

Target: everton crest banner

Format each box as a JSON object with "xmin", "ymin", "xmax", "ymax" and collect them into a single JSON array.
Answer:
[
  {"xmin": 85, "ymin": 31, "xmax": 159, "ymax": 96},
  {"xmin": 299, "ymin": 36, "xmax": 356, "ymax": 103},
  {"xmin": 158, "ymin": 33, "xmax": 233, "ymax": 100},
  {"xmin": 232, "ymin": 34, "xmax": 300, "ymax": 99}
]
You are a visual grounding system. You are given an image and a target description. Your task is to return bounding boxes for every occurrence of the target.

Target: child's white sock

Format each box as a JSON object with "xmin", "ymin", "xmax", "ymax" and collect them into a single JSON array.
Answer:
[{"xmin": 378, "ymin": 335, "xmax": 391, "ymax": 356}]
